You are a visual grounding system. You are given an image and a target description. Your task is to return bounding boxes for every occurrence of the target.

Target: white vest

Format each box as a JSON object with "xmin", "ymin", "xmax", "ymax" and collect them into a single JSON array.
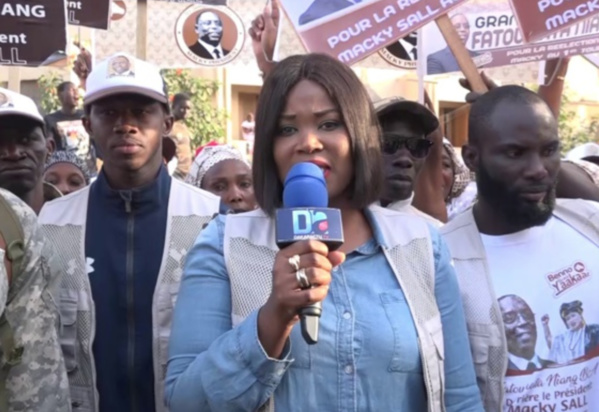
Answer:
[
  {"xmin": 38, "ymin": 179, "xmax": 220, "ymax": 412},
  {"xmin": 223, "ymin": 205, "xmax": 447, "ymax": 412},
  {"xmin": 441, "ymin": 199, "xmax": 599, "ymax": 411}
]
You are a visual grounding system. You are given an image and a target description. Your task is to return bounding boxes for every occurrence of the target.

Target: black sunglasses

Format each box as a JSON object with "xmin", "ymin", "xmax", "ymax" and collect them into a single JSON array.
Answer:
[{"xmin": 382, "ymin": 134, "xmax": 434, "ymax": 159}]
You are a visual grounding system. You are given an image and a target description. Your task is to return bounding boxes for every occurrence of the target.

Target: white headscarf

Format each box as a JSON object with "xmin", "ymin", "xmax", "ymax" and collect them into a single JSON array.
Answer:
[{"xmin": 185, "ymin": 145, "xmax": 249, "ymax": 188}]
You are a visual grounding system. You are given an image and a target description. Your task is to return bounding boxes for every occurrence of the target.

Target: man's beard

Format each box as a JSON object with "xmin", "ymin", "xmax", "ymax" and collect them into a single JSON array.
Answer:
[{"xmin": 476, "ymin": 161, "xmax": 556, "ymax": 229}]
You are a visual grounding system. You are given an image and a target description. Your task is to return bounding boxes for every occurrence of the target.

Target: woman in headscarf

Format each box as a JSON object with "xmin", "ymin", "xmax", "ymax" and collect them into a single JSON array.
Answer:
[
  {"xmin": 185, "ymin": 144, "xmax": 257, "ymax": 213},
  {"xmin": 43, "ymin": 150, "xmax": 91, "ymax": 198},
  {"xmin": 545, "ymin": 300, "xmax": 599, "ymax": 364},
  {"xmin": 165, "ymin": 54, "xmax": 482, "ymax": 411},
  {"xmin": 442, "ymin": 139, "xmax": 477, "ymax": 220}
]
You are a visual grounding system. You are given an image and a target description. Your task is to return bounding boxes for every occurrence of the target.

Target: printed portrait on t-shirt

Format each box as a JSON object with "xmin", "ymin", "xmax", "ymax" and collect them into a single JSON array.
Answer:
[
  {"xmin": 543, "ymin": 300, "xmax": 599, "ymax": 365},
  {"xmin": 483, "ymin": 217, "xmax": 599, "ymax": 411},
  {"xmin": 499, "ymin": 295, "xmax": 555, "ymax": 372},
  {"xmin": 56, "ymin": 120, "xmax": 90, "ymax": 161}
]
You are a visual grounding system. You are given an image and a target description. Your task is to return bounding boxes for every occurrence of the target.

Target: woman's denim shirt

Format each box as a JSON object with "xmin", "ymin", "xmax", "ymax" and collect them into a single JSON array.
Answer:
[{"xmin": 165, "ymin": 212, "xmax": 483, "ymax": 412}]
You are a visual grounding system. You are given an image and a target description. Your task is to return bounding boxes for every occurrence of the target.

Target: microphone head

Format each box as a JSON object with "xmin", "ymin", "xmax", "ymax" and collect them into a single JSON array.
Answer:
[{"xmin": 283, "ymin": 162, "xmax": 328, "ymax": 208}]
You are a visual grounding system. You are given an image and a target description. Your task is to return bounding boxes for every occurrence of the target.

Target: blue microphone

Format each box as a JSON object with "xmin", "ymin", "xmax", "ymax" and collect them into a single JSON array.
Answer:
[{"xmin": 275, "ymin": 162, "xmax": 344, "ymax": 344}]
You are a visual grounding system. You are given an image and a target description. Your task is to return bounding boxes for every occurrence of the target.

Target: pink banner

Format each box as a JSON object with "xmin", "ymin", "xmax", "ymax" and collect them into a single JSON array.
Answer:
[
  {"xmin": 279, "ymin": 0, "xmax": 467, "ymax": 65},
  {"xmin": 423, "ymin": 0, "xmax": 599, "ymax": 76},
  {"xmin": 510, "ymin": 0, "xmax": 599, "ymax": 42}
]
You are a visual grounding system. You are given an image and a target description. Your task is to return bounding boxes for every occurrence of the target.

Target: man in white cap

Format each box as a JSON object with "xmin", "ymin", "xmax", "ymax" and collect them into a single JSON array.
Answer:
[
  {"xmin": 0, "ymin": 88, "xmax": 61, "ymax": 213},
  {"xmin": 39, "ymin": 53, "xmax": 220, "ymax": 412}
]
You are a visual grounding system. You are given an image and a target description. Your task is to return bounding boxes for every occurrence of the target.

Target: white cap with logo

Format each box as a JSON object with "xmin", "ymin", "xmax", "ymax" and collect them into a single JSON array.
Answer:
[
  {"xmin": 0, "ymin": 87, "xmax": 45, "ymax": 125},
  {"xmin": 84, "ymin": 52, "xmax": 168, "ymax": 105}
]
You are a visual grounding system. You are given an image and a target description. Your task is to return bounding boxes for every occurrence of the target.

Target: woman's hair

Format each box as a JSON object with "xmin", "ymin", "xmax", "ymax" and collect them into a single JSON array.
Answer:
[
  {"xmin": 253, "ymin": 54, "xmax": 383, "ymax": 215},
  {"xmin": 185, "ymin": 144, "xmax": 249, "ymax": 189},
  {"xmin": 44, "ymin": 150, "xmax": 91, "ymax": 185}
]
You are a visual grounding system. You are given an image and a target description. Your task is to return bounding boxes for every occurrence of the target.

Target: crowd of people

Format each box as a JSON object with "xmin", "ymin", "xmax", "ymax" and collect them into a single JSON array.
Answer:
[{"xmin": 1, "ymin": 5, "xmax": 599, "ymax": 412}]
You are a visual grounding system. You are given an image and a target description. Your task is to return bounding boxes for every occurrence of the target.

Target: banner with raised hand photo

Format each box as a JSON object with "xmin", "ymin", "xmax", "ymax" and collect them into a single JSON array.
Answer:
[
  {"xmin": 278, "ymin": 0, "xmax": 468, "ymax": 66},
  {"xmin": 67, "ymin": 0, "xmax": 111, "ymax": 29},
  {"xmin": 421, "ymin": 0, "xmax": 599, "ymax": 76},
  {"xmin": 0, "ymin": 0, "xmax": 67, "ymax": 66}
]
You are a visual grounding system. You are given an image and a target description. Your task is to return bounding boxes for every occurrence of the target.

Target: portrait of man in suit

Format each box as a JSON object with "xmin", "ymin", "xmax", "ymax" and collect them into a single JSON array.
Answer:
[
  {"xmin": 427, "ymin": 13, "xmax": 481, "ymax": 75},
  {"xmin": 385, "ymin": 32, "xmax": 418, "ymax": 62},
  {"xmin": 299, "ymin": 0, "xmax": 364, "ymax": 26},
  {"xmin": 189, "ymin": 10, "xmax": 230, "ymax": 60},
  {"xmin": 499, "ymin": 295, "xmax": 555, "ymax": 371}
]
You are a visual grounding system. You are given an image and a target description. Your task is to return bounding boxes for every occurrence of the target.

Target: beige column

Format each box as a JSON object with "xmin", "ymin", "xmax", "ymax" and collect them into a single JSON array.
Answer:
[
  {"xmin": 136, "ymin": 0, "xmax": 148, "ymax": 60},
  {"xmin": 7, "ymin": 67, "xmax": 21, "ymax": 93}
]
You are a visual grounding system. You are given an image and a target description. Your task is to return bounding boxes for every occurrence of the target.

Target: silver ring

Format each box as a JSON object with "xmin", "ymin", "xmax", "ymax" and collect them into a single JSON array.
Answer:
[
  {"xmin": 296, "ymin": 268, "xmax": 311, "ymax": 289},
  {"xmin": 288, "ymin": 255, "xmax": 300, "ymax": 272}
]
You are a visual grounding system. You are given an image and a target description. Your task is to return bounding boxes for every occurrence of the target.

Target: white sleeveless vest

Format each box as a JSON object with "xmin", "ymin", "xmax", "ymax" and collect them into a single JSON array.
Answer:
[
  {"xmin": 223, "ymin": 204, "xmax": 447, "ymax": 412},
  {"xmin": 39, "ymin": 179, "xmax": 220, "ymax": 412},
  {"xmin": 441, "ymin": 199, "xmax": 599, "ymax": 411}
]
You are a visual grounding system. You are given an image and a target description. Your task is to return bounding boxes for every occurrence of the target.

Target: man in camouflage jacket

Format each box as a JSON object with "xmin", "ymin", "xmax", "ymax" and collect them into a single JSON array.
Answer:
[{"xmin": 0, "ymin": 188, "xmax": 70, "ymax": 411}]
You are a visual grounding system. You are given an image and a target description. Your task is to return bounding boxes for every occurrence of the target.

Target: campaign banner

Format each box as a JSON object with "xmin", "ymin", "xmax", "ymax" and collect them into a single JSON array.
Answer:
[
  {"xmin": 278, "ymin": 0, "xmax": 468, "ymax": 66},
  {"xmin": 0, "ymin": 1, "xmax": 67, "ymax": 66},
  {"xmin": 510, "ymin": 0, "xmax": 599, "ymax": 43},
  {"xmin": 422, "ymin": 0, "xmax": 599, "ymax": 76},
  {"xmin": 68, "ymin": 0, "xmax": 111, "ymax": 29}
]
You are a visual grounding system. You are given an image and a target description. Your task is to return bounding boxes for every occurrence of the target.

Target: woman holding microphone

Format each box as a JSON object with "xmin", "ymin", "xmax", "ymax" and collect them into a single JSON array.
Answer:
[{"xmin": 165, "ymin": 54, "xmax": 482, "ymax": 412}]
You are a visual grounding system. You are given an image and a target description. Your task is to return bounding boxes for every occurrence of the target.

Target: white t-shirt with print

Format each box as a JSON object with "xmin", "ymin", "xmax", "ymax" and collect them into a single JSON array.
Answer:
[{"xmin": 481, "ymin": 203, "xmax": 599, "ymax": 412}]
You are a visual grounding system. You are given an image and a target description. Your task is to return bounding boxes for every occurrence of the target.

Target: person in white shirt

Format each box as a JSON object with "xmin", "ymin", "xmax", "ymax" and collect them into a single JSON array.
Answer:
[
  {"xmin": 441, "ymin": 85, "xmax": 599, "ymax": 411},
  {"xmin": 189, "ymin": 11, "xmax": 230, "ymax": 60}
]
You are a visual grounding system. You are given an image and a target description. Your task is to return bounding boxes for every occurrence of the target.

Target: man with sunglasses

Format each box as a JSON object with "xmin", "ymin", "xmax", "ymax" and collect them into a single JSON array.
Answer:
[{"xmin": 375, "ymin": 97, "xmax": 443, "ymax": 226}]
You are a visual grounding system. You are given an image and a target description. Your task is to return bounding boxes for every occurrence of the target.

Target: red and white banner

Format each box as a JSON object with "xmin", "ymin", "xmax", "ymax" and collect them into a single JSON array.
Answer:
[
  {"xmin": 422, "ymin": 0, "xmax": 599, "ymax": 76},
  {"xmin": 278, "ymin": 0, "xmax": 468, "ymax": 65},
  {"xmin": 510, "ymin": 0, "xmax": 599, "ymax": 42}
]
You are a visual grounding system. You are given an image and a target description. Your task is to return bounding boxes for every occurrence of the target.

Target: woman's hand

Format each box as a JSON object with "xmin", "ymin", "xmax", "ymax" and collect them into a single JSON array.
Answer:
[{"xmin": 258, "ymin": 240, "xmax": 345, "ymax": 357}]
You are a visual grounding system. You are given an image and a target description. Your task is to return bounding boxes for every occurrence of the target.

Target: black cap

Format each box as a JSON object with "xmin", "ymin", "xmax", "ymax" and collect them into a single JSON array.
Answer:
[{"xmin": 374, "ymin": 96, "xmax": 439, "ymax": 136}]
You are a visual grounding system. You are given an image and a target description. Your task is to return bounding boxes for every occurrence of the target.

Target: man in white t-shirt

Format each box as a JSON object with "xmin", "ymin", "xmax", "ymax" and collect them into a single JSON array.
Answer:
[{"xmin": 441, "ymin": 85, "xmax": 599, "ymax": 411}]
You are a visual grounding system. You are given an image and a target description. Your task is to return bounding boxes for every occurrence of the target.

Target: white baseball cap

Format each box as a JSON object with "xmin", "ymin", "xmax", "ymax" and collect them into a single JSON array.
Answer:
[
  {"xmin": 566, "ymin": 143, "xmax": 599, "ymax": 161},
  {"xmin": 0, "ymin": 87, "xmax": 45, "ymax": 125},
  {"xmin": 84, "ymin": 52, "xmax": 168, "ymax": 105}
]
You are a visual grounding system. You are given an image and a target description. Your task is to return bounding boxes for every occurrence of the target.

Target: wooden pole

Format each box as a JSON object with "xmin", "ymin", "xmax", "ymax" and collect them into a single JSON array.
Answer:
[
  {"xmin": 136, "ymin": 0, "xmax": 148, "ymax": 60},
  {"xmin": 7, "ymin": 67, "xmax": 21, "ymax": 93},
  {"xmin": 435, "ymin": 14, "xmax": 487, "ymax": 94}
]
